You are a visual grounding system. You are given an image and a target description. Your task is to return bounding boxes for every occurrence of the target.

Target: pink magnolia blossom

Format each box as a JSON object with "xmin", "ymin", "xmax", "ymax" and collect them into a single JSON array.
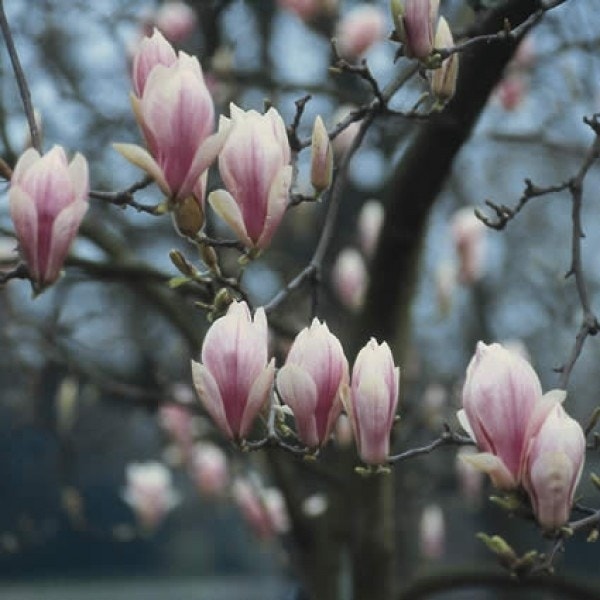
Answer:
[
  {"xmin": 190, "ymin": 442, "xmax": 229, "ymax": 497},
  {"xmin": 159, "ymin": 402, "xmax": 195, "ymax": 460},
  {"xmin": 357, "ymin": 200, "xmax": 384, "ymax": 259},
  {"xmin": 154, "ymin": 1, "xmax": 197, "ymax": 43},
  {"xmin": 345, "ymin": 338, "xmax": 400, "ymax": 465},
  {"xmin": 115, "ymin": 29, "xmax": 227, "ymax": 205},
  {"xmin": 123, "ymin": 462, "xmax": 179, "ymax": 532},
  {"xmin": 523, "ymin": 404, "xmax": 585, "ymax": 530},
  {"xmin": 450, "ymin": 207, "xmax": 486, "ymax": 284},
  {"xmin": 9, "ymin": 146, "xmax": 89, "ymax": 293},
  {"xmin": 191, "ymin": 301, "xmax": 275, "ymax": 441},
  {"xmin": 336, "ymin": 4, "xmax": 386, "ymax": 60},
  {"xmin": 332, "ymin": 247, "xmax": 368, "ymax": 311},
  {"xmin": 419, "ymin": 504, "xmax": 445, "ymax": 560},
  {"xmin": 277, "ymin": 319, "xmax": 349, "ymax": 449},
  {"xmin": 232, "ymin": 478, "xmax": 289, "ymax": 540},
  {"xmin": 392, "ymin": 0, "xmax": 439, "ymax": 60},
  {"xmin": 457, "ymin": 342, "xmax": 562, "ymax": 490},
  {"xmin": 208, "ymin": 104, "xmax": 292, "ymax": 250},
  {"xmin": 495, "ymin": 73, "xmax": 528, "ymax": 111}
]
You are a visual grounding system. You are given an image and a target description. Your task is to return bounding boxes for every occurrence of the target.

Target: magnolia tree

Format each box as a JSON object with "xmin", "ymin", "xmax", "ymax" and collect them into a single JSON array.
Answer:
[{"xmin": 0, "ymin": 0, "xmax": 599, "ymax": 599}]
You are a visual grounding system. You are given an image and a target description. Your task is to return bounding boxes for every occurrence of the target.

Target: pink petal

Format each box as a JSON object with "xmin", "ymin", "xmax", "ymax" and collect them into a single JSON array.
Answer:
[
  {"xmin": 461, "ymin": 451, "xmax": 517, "ymax": 490},
  {"xmin": 191, "ymin": 360, "xmax": 233, "ymax": 439},
  {"xmin": 9, "ymin": 186, "xmax": 39, "ymax": 278},
  {"xmin": 208, "ymin": 189, "xmax": 252, "ymax": 247},
  {"xmin": 256, "ymin": 164, "xmax": 292, "ymax": 249},
  {"xmin": 67, "ymin": 152, "xmax": 90, "ymax": 201},
  {"xmin": 240, "ymin": 359, "xmax": 276, "ymax": 439},
  {"xmin": 113, "ymin": 143, "xmax": 170, "ymax": 196},
  {"xmin": 277, "ymin": 363, "xmax": 319, "ymax": 447}
]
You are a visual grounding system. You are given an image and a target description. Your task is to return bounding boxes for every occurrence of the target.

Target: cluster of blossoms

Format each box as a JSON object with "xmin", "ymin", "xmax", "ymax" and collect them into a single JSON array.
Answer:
[
  {"xmin": 191, "ymin": 301, "xmax": 400, "ymax": 466},
  {"xmin": 391, "ymin": 0, "xmax": 459, "ymax": 103},
  {"xmin": 458, "ymin": 342, "xmax": 586, "ymax": 531}
]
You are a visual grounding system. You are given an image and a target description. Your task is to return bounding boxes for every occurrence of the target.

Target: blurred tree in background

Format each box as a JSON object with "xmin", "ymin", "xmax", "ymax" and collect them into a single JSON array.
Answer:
[{"xmin": 0, "ymin": 1, "xmax": 600, "ymax": 599}]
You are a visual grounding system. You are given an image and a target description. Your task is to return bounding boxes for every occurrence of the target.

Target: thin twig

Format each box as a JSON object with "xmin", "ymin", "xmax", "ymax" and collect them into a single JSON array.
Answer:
[
  {"xmin": 0, "ymin": 0, "xmax": 41, "ymax": 151},
  {"xmin": 388, "ymin": 425, "xmax": 474, "ymax": 463}
]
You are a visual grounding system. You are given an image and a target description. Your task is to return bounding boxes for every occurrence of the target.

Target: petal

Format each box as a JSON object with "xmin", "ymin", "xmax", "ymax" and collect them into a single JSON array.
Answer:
[
  {"xmin": 456, "ymin": 408, "xmax": 475, "ymax": 440},
  {"xmin": 67, "ymin": 152, "xmax": 90, "ymax": 201},
  {"xmin": 178, "ymin": 125, "xmax": 231, "ymax": 201},
  {"xmin": 44, "ymin": 200, "xmax": 88, "ymax": 285},
  {"xmin": 113, "ymin": 143, "xmax": 170, "ymax": 196},
  {"xmin": 240, "ymin": 359, "xmax": 275, "ymax": 439},
  {"xmin": 277, "ymin": 363, "xmax": 320, "ymax": 447},
  {"xmin": 9, "ymin": 186, "xmax": 39, "ymax": 278},
  {"xmin": 191, "ymin": 360, "xmax": 233, "ymax": 439},
  {"xmin": 256, "ymin": 165, "xmax": 292, "ymax": 250},
  {"xmin": 208, "ymin": 189, "xmax": 252, "ymax": 247},
  {"xmin": 11, "ymin": 147, "xmax": 41, "ymax": 184},
  {"xmin": 460, "ymin": 451, "xmax": 517, "ymax": 490}
]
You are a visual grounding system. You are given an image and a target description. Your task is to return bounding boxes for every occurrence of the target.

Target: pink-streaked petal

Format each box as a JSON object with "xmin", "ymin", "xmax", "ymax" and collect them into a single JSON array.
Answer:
[
  {"xmin": 132, "ymin": 28, "xmax": 177, "ymax": 97},
  {"xmin": 256, "ymin": 164, "xmax": 292, "ymax": 249},
  {"xmin": 461, "ymin": 451, "xmax": 517, "ymax": 490},
  {"xmin": 191, "ymin": 360, "xmax": 233, "ymax": 439},
  {"xmin": 239, "ymin": 359, "xmax": 275, "ymax": 439},
  {"xmin": 193, "ymin": 171, "xmax": 208, "ymax": 207},
  {"xmin": 277, "ymin": 363, "xmax": 319, "ymax": 447},
  {"xmin": 9, "ymin": 186, "xmax": 39, "ymax": 278},
  {"xmin": 208, "ymin": 189, "xmax": 252, "ymax": 247},
  {"xmin": 178, "ymin": 125, "xmax": 231, "ymax": 200},
  {"xmin": 67, "ymin": 152, "xmax": 90, "ymax": 201},
  {"xmin": 113, "ymin": 143, "xmax": 170, "ymax": 196},
  {"xmin": 44, "ymin": 200, "xmax": 88, "ymax": 285}
]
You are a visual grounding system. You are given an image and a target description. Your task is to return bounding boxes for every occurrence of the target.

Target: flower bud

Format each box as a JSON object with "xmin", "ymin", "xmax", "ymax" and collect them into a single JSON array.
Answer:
[
  {"xmin": 277, "ymin": 319, "xmax": 349, "ymax": 449},
  {"xmin": 523, "ymin": 404, "xmax": 585, "ymax": 531},
  {"xmin": 9, "ymin": 146, "xmax": 89, "ymax": 293},
  {"xmin": 310, "ymin": 115, "xmax": 333, "ymax": 193},
  {"xmin": 191, "ymin": 301, "xmax": 275, "ymax": 441},
  {"xmin": 457, "ymin": 342, "xmax": 561, "ymax": 490},
  {"xmin": 429, "ymin": 17, "xmax": 458, "ymax": 104},
  {"xmin": 394, "ymin": 0, "xmax": 439, "ymax": 60},
  {"xmin": 171, "ymin": 194, "xmax": 205, "ymax": 238},
  {"xmin": 159, "ymin": 402, "xmax": 195, "ymax": 460},
  {"xmin": 345, "ymin": 339, "xmax": 400, "ymax": 465}
]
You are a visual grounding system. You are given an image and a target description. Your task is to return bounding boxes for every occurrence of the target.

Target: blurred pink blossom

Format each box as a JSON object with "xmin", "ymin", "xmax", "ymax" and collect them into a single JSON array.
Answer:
[
  {"xmin": 190, "ymin": 442, "xmax": 229, "ymax": 497},
  {"xmin": 450, "ymin": 207, "xmax": 486, "ymax": 284},
  {"xmin": 155, "ymin": 1, "xmax": 197, "ymax": 42},
  {"xmin": 332, "ymin": 248, "xmax": 368, "ymax": 311},
  {"xmin": 336, "ymin": 4, "xmax": 387, "ymax": 60}
]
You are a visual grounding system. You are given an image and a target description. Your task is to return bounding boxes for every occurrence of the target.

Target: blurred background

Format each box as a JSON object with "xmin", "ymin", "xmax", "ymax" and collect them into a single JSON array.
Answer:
[{"xmin": 0, "ymin": 0, "xmax": 599, "ymax": 598}]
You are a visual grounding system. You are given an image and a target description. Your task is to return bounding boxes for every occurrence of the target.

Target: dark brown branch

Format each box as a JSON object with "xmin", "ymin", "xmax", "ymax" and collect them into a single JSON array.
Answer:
[{"xmin": 388, "ymin": 425, "xmax": 474, "ymax": 463}]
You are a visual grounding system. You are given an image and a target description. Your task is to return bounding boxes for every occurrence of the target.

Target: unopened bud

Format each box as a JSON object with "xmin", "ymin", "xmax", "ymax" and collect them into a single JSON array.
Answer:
[
  {"xmin": 310, "ymin": 115, "xmax": 333, "ymax": 194},
  {"xmin": 169, "ymin": 249, "xmax": 197, "ymax": 277},
  {"xmin": 213, "ymin": 288, "xmax": 233, "ymax": 313},
  {"xmin": 429, "ymin": 17, "xmax": 459, "ymax": 104},
  {"xmin": 201, "ymin": 244, "xmax": 219, "ymax": 273},
  {"xmin": 171, "ymin": 195, "xmax": 205, "ymax": 238}
]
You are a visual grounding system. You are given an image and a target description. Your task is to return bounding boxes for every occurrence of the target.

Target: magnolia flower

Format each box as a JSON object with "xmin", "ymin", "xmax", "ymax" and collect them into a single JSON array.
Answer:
[
  {"xmin": 345, "ymin": 338, "xmax": 400, "ymax": 465},
  {"xmin": 159, "ymin": 402, "xmax": 195, "ymax": 460},
  {"xmin": 123, "ymin": 462, "xmax": 179, "ymax": 532},
  {"xmin": 457, "ymin": 342, "xmax": 562, "ymax": 490},
  {"xmin": 277, "ymin": 319, "xmax": 349, "ymax": 448},
  {"xmin": 277, "ymin": 0, "xmax": 335, "ymax": 21},
  {"xmin": 357, "ymin": 200, "xmax": 384, "ymax": 259},
  {"xmin": 191, "ymin": 301, "xmax": 275, "ymax": 441},
  {"xmin": 115, "ymin": 29, "xmax": 227, "ymax": 207},
  {"xmin": 523, "ymin": 404, "xmax": 585, "ymax": 530},
  {"xmin": 332, "ymin": 248, "xmax": 368, "ymax": 311},
  {"xmin": 154, "ymin": 1, "xmax": 197, "ymax": 42},
  {"xmin": 336, "ymin": 4, "xmax": 387, "ymax": 60},
  {"xmin": 190, "ymin": 442, "xmax": 229, "ymax": 497},
  {"xmin": 419, "ymin": 504, "xmax": 445, "ymax": 559},
  {"xmin": 9, "ymin": 145, "xmax": 89, "ymax": 293},
  {"xmin": 208, "ymin": 104, "xmax": 292, "ymax": 250},
  {"xmin": 450, "ymin": 207, "xmax": 486, "ymax": 284},
  {"xmin": 391, "ymin": 0, "xmax": 439, "ymax": 60}
]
